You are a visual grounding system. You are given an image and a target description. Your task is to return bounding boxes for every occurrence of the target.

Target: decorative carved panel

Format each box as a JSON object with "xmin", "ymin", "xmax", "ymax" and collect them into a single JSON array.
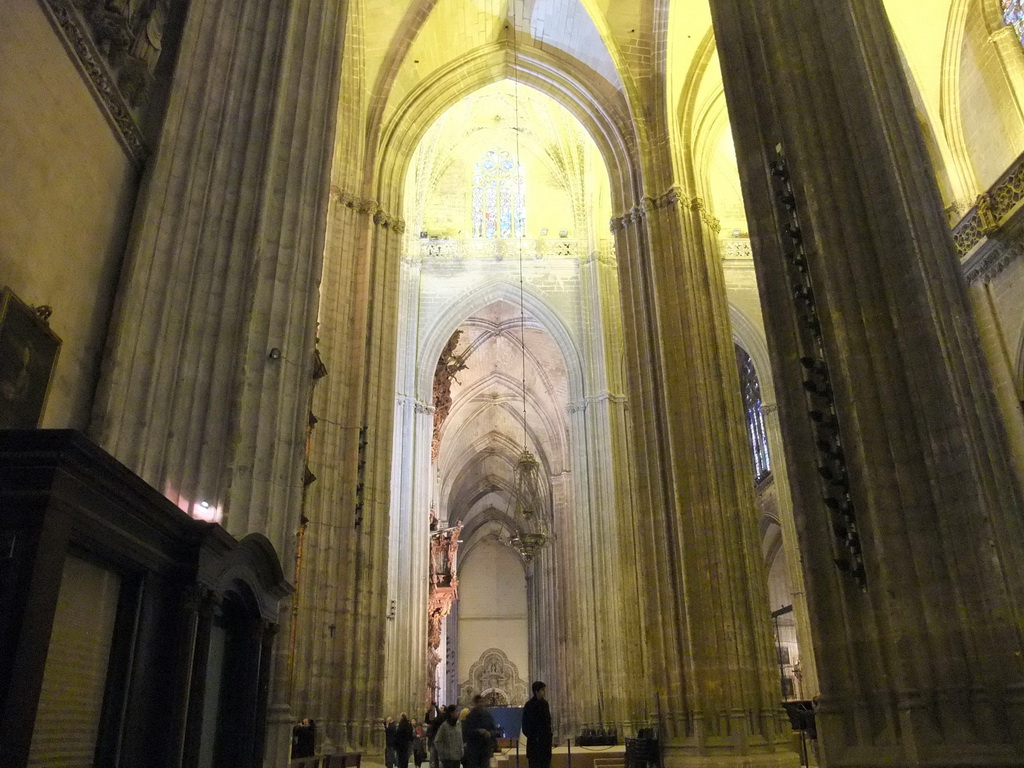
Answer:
[{"xmin": 458, "ymin": 647, "xmax": 528, "ymax": 707}]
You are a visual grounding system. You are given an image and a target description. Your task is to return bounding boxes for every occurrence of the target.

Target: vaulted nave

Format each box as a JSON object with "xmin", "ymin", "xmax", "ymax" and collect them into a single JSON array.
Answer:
[{"xmin": 3, "ymin": 1, "xmax": 1024, "ymax": 767}]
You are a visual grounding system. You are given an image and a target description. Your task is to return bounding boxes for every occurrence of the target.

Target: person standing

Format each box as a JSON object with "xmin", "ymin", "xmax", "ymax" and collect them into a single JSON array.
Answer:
[
  {"xmin": 426, "ymin": 701, "xmax": 441, "ymax": 724},
  {"xmin": 434, "ymin": 705, "xmax": 464, "ymax": 768},
  {"xmin": 521, "ymin": 682, "xmax": 552, "ymax": 768},
  {"xmin": 462, "ymin": 695, "xmax": 497, "ymax": 768},
  {"xmin": 396, "ymin": 713, "xmax": 416, "ymax": 768},
  {"xmin": 293, "ymin": 718, "xmax": 316, "ymax": 758},
  {"xmin": 427, "ymin": 703, "xmax": 444, "ymax": 768},
  {"xmin": 385, "ymin": 717, "xmax": 398, "ymax": 768}
]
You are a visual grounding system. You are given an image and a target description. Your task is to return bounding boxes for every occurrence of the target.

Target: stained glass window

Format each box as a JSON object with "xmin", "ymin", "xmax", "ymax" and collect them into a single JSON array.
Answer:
[
  {"xmin": 1006, "ymin": 0, "xmax": 1024, "ymax": 47},
  {"xmin": 472, "ymin": 149, "xmax": 525, "ymax": 238},
  {"xmin": 736, "ymin": 345, "xmax": 771, "ymax": 484}
]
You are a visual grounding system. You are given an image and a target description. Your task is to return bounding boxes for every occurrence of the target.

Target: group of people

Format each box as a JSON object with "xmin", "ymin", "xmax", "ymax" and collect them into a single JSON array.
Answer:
[{"xmin": 385, "ymin": 681, "xmax": 552, "ymax": 768}]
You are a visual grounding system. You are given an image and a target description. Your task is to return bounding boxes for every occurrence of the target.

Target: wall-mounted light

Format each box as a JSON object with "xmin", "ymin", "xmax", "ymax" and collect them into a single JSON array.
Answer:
[{"xmin": 268, "ymin": 347, "xmax": 282, "ymax": 360}]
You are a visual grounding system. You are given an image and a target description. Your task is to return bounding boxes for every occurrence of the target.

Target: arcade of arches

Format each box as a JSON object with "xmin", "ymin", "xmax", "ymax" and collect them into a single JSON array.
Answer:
[{"xmin": 3, "ymin": 0, "xmax": 1024, "ymax": 767}]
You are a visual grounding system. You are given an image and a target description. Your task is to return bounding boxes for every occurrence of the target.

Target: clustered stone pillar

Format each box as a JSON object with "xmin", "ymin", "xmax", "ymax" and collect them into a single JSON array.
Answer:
[
  {"xmin": 89, "ymin": 1, "xmax": 346, "ymax": 764},
  {"xmin": 708, "ymin": 0, "xmax": 1024, "ymax": 765},
  {"xmin": 527, "ymin": 516, "xmax": 565, "ymax": 737},
  {"xmin": 567, "ymin": 247, "xmax": 648, "ymax": 736},
  {"xmin": 613, "ymin": 177, "xmax": 793, "ymax": 767},
  {"xmin": 382, "ymin": 394, "xmax": 433, "ymax": 716},
  {"xmin": 297, "ymin": 183, "xmax": 406, "ymax": 748},
  {"xmin": 760, "ymin": 399, "xmax": 818, "ymax": 698}
]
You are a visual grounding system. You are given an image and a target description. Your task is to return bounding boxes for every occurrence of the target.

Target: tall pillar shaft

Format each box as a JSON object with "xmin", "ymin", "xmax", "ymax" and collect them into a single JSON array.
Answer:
[
  {"xmin": 298, "ymin": 190, "xmax": 404, "ymax": 748},
  {"xmin": 708, "ymin": 1, "xmax": 1024, "ymax": 764},
  {"xmin": 614, "ymin": 181, "xmax": 792, "ymax": 766},
  {"xmin": 384, "ymin": 395, "xmax": 433, "ymax": 716},
  {"xmin": 92, "ymin": 0, "xmax": 343, "ymax": 552},
  {"xmin": 88, "ymin": 3, "xmax": 345, "ymax": 764},
  {"xmin": 569, "ymin": 247, "xmax": 647, "ymax": 735},
  {"xmin": 761, "ymin": 401, "xmax": 818, "ymax": 698}
]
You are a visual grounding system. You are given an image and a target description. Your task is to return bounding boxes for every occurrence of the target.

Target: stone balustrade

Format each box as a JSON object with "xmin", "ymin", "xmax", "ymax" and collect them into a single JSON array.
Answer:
[{"xmin": 413, "ymin": 237, "xmax": 610, "ymax": 262}]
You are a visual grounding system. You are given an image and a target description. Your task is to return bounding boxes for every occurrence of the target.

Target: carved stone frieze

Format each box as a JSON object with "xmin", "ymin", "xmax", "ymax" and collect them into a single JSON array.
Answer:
[
  {"xmin": 458, "ymin": 647, "xmax": 528, "ymax": 706},
  {"xmin": 952, "ymin": 151, "xmax": 1024, "ymax": 257},
  {"xmin": 41, "ymin": 0, "xmax": 165, "ymax": 162},
  {"xmin": 689, "ymin": 196, "xmax": 722, "ymax": 234},
  {"xmin": 609, "ymin": 186, "xmax": 720, "ymax": 234},
  {"xmin": 329, "ymin": 187, "xmax": 406, "ymax": 232}
]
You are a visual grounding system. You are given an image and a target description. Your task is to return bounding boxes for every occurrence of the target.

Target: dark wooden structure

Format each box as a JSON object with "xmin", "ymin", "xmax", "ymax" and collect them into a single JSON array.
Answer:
[{"xmin": 0, "ymin": 430, "xmax": 292, "ymax": 767}]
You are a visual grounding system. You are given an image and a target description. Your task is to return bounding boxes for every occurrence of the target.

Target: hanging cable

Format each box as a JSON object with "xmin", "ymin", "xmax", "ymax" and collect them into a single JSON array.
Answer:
[{"xmin": 511, "ymin": 0, "xmax": 527, "ymax": 452}]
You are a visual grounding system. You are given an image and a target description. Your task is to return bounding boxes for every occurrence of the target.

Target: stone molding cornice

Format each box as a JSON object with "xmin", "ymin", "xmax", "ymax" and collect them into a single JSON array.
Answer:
[
  {"xmin": 395, "ymin": 394, "xmax": 434, "ymax": 414},
  {"xmin": 566, "ymin": 393, "xmax": 628, "ymax": 414},
  {"xmin": 963, "ymin": 240, "xmax": 1023, "ymax": 284},
  {"xmin": 610, "ymin": 186, "xmax": 721, "ymax": 234},
  {"xmin": 329, "ymin": 186, "xmax": 406, "ymax": 233},
  {"xmin": 40, "ymin": 0, "xmax": 151, "ymax": 164}
]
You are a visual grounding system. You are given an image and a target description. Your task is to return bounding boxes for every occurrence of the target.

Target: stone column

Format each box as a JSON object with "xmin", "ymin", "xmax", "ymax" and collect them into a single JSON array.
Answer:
[
  {"xmin": 528, "ymin": 494, "xmax": 567, "ymax": 740},
  {"xmin": 88, "ymin": 4, "xmax": 347, "ymax": 760},
  {"xmin": 383, "ymin": 395, "xmax": 433, "ymax": 716},
  {"xmin": 574, "ymin": 247, "xmax": 647, "ymax": 736},
  {"xmin": 708, "ymin": 1, "xmax": 1024, "ymax": 765},
  {"xmin": 383, "ymin": 246, "xmax": 433, "ymax": 717},
  {"xmin": 302, "ymin": 194, "xmax": 405, "ymax": 748},
  {"xmin": 613, "ymin": 181, "xmax": 792, "ymax": 766},
  {"xmin": 761, "ymin": 400, "xmax": 818, "ymax": 698},
  {"xmin": 967, "ymin": 277, "xmax": 1024, "ymax": 502},
  {"xmin": 562, "ymin": 401, "xmax": 598, "ymax": 733},
  {"xmin": 91, "ymin": 0, "xmax": 344, "ymax": 554}
]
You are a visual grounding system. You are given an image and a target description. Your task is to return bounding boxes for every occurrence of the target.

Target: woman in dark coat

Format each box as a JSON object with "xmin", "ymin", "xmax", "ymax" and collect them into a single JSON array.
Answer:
[
  {"xmin": 395, "ymin": 713, "xmax": 416, "ymax": 768},
  {"xmin": 385, "ymin": 717, "xmax": 398, "ymax": 768}
]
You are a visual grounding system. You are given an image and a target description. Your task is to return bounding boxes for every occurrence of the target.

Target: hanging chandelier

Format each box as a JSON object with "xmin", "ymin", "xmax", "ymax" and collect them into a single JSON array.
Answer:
[
  {"xmin": 502, "ymin": 8, "xmax": 549, "ymax": 563},
  {"xmin": 504, "ymin": 450, "xmax": 549, "ymax": 560}
]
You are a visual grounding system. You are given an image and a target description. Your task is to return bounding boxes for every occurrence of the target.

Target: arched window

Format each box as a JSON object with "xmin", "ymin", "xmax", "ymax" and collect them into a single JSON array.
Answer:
[
  {"xmin": 472, "ymin": 149, "xmax": 525, "ymax": 238},
  {"xmin": 1005, "ymin": 0, "xmax": 1024, "ymax": 46},
  {"xmin": 735, "ymin": 345, "xmax": 771, "ymax": 484}
]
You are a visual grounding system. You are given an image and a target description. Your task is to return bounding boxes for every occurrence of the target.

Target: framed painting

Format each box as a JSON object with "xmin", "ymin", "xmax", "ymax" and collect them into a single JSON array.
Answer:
[{"xmin": 0, "ymin": 287, "xmax": 61, "ymax": 429}]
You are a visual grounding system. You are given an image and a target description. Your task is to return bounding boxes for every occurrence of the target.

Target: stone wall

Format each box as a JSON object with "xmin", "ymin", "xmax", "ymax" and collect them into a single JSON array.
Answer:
[{"xmin": 0, "ymin": 0, "xmax": 140, "ymax": 429}]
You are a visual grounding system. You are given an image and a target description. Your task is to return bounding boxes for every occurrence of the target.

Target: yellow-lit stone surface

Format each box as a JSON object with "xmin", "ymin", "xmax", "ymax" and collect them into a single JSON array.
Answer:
[
  {"xmin": 0, "ymin": 0, "xmax": 138, "ymax": 428},
  {"xmin": 4, "ymin": 1, "xmax": 1024, "ymax": 767}
]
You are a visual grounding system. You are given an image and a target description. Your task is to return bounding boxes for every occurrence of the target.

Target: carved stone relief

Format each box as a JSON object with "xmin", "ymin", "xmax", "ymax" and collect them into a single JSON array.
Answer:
[{"xmin": 458, "ymin": 647, "xmax": 528, "ymax": 707}]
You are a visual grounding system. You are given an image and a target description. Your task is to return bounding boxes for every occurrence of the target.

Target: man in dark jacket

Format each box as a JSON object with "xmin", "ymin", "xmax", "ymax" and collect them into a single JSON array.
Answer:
[{"xmin": 521, "ymin": 681, "xmax": 552, "ymax": 768}]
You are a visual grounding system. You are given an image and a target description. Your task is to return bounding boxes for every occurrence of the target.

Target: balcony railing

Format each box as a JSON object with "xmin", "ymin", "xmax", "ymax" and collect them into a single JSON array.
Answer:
[
  {"xmin": 952, "ymin": 151, "xmax": 1024, "ymax": 258},
  {"xmin": 413, "ymin": 237, "xmax": 614, "ymax": 262}
]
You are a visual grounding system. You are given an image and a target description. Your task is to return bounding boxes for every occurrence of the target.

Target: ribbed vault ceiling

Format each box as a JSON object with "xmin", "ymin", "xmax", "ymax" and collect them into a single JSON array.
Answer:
[{"xmin": 437, "ymin": 299, "xmax": 569, "ymax": 533}]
